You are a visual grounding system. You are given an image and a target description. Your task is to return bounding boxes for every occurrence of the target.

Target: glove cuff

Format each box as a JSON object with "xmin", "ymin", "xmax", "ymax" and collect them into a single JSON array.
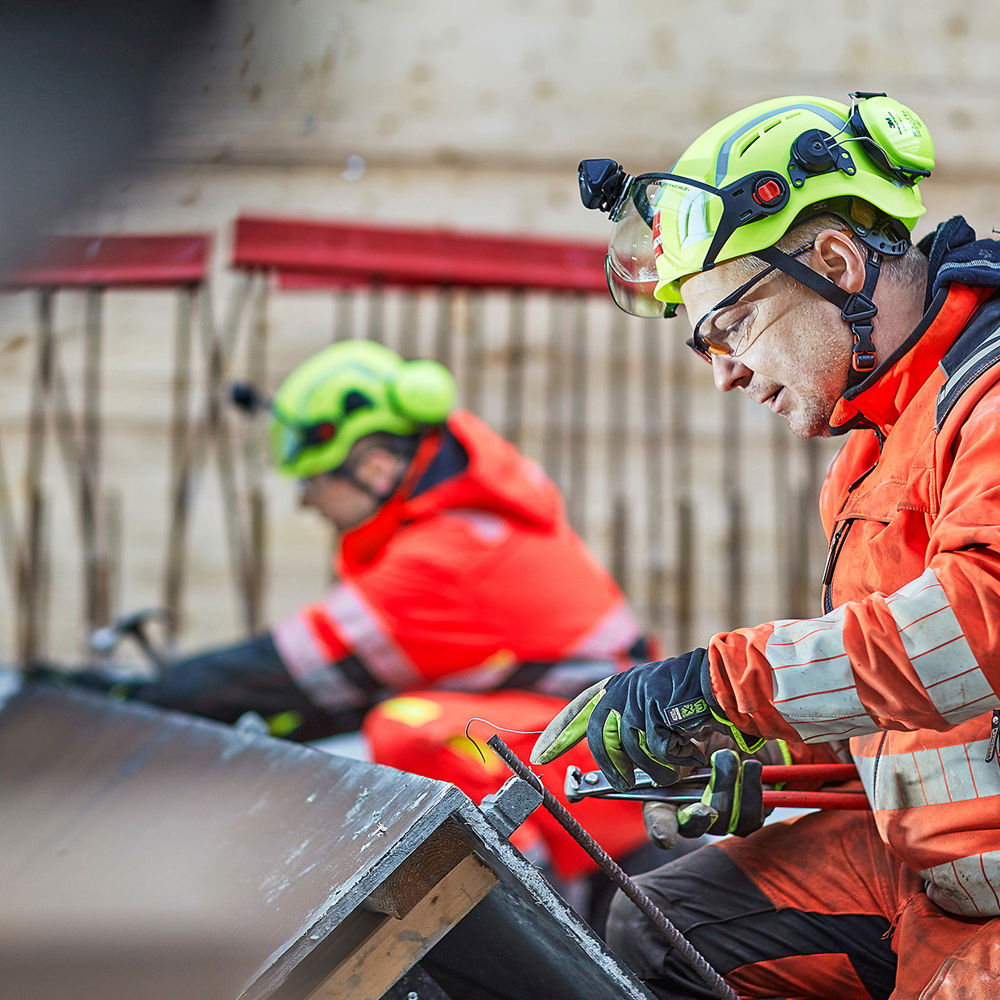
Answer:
[{"xmin": 699, "ymin": 650, "xmax": 766, "ymax": 754}]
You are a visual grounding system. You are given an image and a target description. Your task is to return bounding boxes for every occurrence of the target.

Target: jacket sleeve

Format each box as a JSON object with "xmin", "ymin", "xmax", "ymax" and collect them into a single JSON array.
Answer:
[
  {"xmin": 140, "ymin": 632, "xmax": 372, "ymax": 738},
  {"xmin": 270, "ymin": 579, "xmax": 418, "ymax": 710},
  {"xmin": 708, "ymin": 386, "xmax": 1000, "ymax": 745},
  {"xmin": 272, "ymin": 512, "xmax": 645, "ymax": 704}
]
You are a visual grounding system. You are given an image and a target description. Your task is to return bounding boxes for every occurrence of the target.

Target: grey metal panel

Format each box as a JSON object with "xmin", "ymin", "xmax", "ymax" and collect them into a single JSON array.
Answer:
[{"xmin": 0, "ymin": 685, "xmax": 654, "ymax": 999}]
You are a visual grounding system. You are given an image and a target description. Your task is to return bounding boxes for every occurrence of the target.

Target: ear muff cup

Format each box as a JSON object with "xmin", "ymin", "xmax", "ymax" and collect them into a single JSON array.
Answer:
[
  {"xmin": 848, "ymin": 94, "xmax": 934, "ymax": 184},
  {"xmin": 387, "ymin": 359, "xmax": 456, "ymax": 424}
]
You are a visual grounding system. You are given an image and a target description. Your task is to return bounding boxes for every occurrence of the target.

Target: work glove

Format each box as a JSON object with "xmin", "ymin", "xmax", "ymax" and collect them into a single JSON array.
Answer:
[
  {"xmin": 642, "ymin": 740, "xmax": 790, "ymax": 849},
  {"xmin": 530, "ymin": 649, "xmax": 765, "ymax": 792}
]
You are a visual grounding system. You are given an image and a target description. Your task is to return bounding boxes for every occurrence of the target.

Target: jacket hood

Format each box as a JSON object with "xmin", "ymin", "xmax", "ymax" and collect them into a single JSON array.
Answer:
[
  {"xmin": 339, "ymin": 410, "xmax": 561, "ymax": 569},
  {"xmin": 921, "ymin": 216, "xmax": 1000, "ymax": 305},
  {"xmin": 406, "ymin": 409, "xmax": 562, "ymax": 529}
]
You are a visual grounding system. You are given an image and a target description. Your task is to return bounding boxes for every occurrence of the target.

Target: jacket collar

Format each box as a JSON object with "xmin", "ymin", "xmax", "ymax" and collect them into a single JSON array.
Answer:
[
  {"xmin": 337, "ymin": 429, "xmax": 445, "ymax": 571},
  {"xmin": 829, "ymin": 218, "xmax": 1000, "ymax": 436}
]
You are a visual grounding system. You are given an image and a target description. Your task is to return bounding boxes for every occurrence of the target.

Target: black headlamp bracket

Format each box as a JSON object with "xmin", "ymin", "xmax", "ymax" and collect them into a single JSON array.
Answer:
[
  {"xmin": 578, "ymin": 158, "xmax": 631, "ymax": 215},
  {"xmin": 788, "ymin": 129, "xmax": 857, "ymax": 189}
]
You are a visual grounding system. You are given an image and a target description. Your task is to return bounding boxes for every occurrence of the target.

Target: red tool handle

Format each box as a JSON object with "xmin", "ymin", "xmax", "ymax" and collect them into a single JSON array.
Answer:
[
  {"xmin": 759, "ymin": 763, "xmax": 858, "ymax": 782},
  {"xmin": 762, "ymin": 789, "xmax": 868, "ymax": 810}
]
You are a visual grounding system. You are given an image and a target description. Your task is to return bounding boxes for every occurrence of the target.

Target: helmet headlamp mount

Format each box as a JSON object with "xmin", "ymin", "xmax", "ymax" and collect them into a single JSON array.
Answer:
[{"xmin": 578, "ymin": 158, "xmax": 631, "ymax": 215}]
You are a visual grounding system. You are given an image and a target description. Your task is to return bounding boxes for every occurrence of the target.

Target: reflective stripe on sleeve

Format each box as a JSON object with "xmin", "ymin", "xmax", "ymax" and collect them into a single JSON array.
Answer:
[
  {"xmin": 529, "ymin": 659, "xmax": 624, "ymax": 699},
  {"xmin": 270, "ymin": 612, "xmax": 370, "ymax": 709},
  {"xmin": 920, "ymin": 852, "xmax": 1000, "ymax": 917},
  {"xmin": 566, "ymin": 601, "xmax": 643, "ymax": 659},
  {"xmin": 885, "ymin": 568, "xmax": 994, "ymax": 725},
  {"xmin": 766, "ymin": 606, "xmax": 878, "ymax": 742},
  {"xmin": 855, "ymin": 737, "xmax": 1000, "ymax": 811},
  {"xmin": 318, "ymin": 582, "xmax": 423, "ymax": 689}
]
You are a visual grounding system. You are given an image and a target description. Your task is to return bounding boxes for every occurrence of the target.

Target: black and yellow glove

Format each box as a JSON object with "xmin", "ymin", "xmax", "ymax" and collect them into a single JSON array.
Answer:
[
  {"xmin": 530, "ymin": 649, "xmax": 764, "ymax": 792},
  {"xmin": 642, "ymin": 747, "xmax": 768, "ymax": 849}
]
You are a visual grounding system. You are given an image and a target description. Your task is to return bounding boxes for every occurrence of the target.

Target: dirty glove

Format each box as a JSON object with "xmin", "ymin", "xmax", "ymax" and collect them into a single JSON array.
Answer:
[
  {"xmin": 530, "ymin": 649, "xmax": 764, "ymax": 792},
  {"xmin": 642, "ymin": 747, "xmax": 769, "ymax": 849}
]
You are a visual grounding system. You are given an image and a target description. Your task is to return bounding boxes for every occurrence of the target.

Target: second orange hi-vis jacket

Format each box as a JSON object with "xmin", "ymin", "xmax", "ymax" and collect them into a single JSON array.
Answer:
[
  {"xmin": 272, "ymin": 408, "xmax": 647, "ymax": 702},
  {"xmin": 707, "ymin": 217, "xmax": 1000, "ymax": 918}
]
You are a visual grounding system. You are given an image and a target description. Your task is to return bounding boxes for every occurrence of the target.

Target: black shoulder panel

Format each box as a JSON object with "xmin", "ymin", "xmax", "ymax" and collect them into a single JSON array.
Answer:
[{"xmin": 936, "ymin": 295, "xmax": 1000, "ymax": 430}]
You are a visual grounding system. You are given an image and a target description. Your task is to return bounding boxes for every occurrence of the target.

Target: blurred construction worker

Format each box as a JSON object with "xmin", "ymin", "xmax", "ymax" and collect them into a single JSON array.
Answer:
[
  {"xmin": 62, "ymin": 339, "xmax": 654, "ymax": 886},
  {"xmin": 533, "ymin": 93, "xmax": 1000, "ymax": 998}
]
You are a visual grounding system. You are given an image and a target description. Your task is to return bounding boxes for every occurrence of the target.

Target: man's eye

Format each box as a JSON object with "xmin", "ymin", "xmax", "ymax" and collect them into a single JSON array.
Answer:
[{"xmin": 715, "ymin": 310, "xmax": 749, "ymax": 338}]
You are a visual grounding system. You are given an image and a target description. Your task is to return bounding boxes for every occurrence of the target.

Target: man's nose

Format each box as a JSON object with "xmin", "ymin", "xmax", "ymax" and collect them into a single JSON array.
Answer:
[{"xmin": 711, "ymin": 354, "xmax": 753, "ymax": 392}]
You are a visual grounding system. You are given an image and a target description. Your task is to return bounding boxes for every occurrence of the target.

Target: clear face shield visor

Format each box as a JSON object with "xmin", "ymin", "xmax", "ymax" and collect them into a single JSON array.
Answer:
[{"xmin": 604, "ymin": 175, "xmax": 728, "ymax": 319}]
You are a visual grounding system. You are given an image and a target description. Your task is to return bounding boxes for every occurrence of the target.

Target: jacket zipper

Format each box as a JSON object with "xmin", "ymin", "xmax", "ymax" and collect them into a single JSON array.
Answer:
[
  {"xmin": 986, "ymin": 710, "xmax": 1000, "ymax": 767},
  {"xmin": 821, "ymin": 447, "xmax": 883, "ymax": 614},
  {"xmin": 822, "ymin": 519, "xmax": 853, "ymax": 614}
]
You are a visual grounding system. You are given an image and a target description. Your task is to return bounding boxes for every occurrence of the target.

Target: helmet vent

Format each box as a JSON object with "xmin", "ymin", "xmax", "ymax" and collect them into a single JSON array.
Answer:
[{"xmin": 736, "ymin": 134, "xmax": 760, "ymax": 156}]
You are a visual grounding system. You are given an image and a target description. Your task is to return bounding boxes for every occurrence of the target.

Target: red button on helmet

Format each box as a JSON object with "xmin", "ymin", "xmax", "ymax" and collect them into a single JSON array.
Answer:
[{"xmin": 753, "ymin": 179, "xmax": 783, "ymax": 205}]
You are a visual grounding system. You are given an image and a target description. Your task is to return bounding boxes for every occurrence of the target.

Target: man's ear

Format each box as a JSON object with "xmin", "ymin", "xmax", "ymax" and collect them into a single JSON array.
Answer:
[
  {"xmin": 812, "ymin": 229, "xmax": 867, "ymax": 294},
  {"xmin": 354, "ymin": 445, "xmax": 403, "ymax": 494}
]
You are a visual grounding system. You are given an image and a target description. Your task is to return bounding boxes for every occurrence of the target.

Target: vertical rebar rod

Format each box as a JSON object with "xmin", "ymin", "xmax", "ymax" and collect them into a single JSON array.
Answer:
[
  {"xmin": 486, "ymin": 735, "xmax": 739, "ymax": 1000},
  {"xmin": 504, "ymin": 290, "xmax": 525, "ymax": 449},
  {"xmin": 671, "ymin": 333, "xmax": 694, "ymax": 650},
  {"xmin": 568, "ymin": 294, "xmax": 588, "ymax": 534},
  {"xmin": 642, "ymin": 323, "xmax": 666, "ymax": 640},
  {"xmin": 81, "ymin": 287, "xmax": 105, "ymax": 629}
]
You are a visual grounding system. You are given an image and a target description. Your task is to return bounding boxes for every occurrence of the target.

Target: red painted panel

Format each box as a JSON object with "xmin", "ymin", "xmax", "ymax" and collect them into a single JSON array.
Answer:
[
  {"xmin": 232, "ymin": 215, "xmax": 609, "ymax": 294},
  {"xmin": 6, "ymin": 234, "xmax": 212, "ymax": 288}
]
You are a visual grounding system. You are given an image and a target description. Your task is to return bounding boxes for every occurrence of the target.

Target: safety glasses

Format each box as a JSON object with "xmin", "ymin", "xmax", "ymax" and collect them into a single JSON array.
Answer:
[{"xmin": 686, "ymin": 243, "xmax": 813, "ymax": 362}]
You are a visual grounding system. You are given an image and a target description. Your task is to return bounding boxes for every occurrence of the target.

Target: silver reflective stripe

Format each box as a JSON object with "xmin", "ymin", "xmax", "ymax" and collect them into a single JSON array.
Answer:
[
  {"xmin": 885, "ymin": 569, "xmax": 993, "ymax": 724},
  {"xmin": 920, "ymin": 852, "xmax": 1000, "ymax": 917},
  {"xmin": 766, "ymin": 607, "xmax": 877, "ymax": 742},
  {"xmin": 530, "ymin": 659, "xmax": 622, "ymax": 699},
  {"xmin": 433, "ymin": 659, "xmax": 521, "ymax": 693},
  {"xmin": 855, "ymin": 737, "xmax": 1000, "ymax": 810},
  {"xmin": 270, "ymin": 612, "xmax": 370, "ymax": 709},
  {"xmin": 939, "ymin": 320, "xmax": 1000, "ymax": 401},
  {"xmin": 319, "ymin": 583, "xmax": 422, "ymax": 689},
  {"xmin": 567, "ymin": 601, "xmax": 643, "ymax": 659}
]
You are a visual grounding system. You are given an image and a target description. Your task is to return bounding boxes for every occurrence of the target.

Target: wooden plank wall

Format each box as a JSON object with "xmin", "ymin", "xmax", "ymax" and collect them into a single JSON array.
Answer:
[{"xmin": 0, "ymin": 277, "xmax": 841, "ymax": 668}]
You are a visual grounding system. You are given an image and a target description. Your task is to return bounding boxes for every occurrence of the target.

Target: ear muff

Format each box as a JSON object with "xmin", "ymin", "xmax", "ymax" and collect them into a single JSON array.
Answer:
[
  {"xmin": 386, "ymin": 359, "xmax": 456, "ymax": 425},
  {"xmin": 847, "ymin": 92, "xmax": 934, "ymax": 185}
]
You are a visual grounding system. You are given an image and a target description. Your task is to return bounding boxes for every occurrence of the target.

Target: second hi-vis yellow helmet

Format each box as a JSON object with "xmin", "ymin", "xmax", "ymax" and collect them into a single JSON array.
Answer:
[{"xmin": 266, "ymin": 341, "xmax": 456, "ymax": 480}]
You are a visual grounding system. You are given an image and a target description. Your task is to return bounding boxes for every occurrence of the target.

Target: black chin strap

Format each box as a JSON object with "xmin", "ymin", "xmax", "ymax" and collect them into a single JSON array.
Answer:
[
  {"xmin": 756, "ymin": 244, "xmax": 884, "ymax": 391},
  {"xmin": 332, "ymin": 458, "xmax": 408, "ymax": 506}
]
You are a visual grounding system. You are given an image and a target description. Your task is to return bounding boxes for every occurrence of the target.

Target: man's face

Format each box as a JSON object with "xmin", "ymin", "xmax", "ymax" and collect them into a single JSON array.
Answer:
[
  {"xmin": 680, "ymin": 258, "xmax": 853, "ymax": 439},
  {"xmin": 298, "ymin": 472, "xmax": 379, "ymax": 533}
]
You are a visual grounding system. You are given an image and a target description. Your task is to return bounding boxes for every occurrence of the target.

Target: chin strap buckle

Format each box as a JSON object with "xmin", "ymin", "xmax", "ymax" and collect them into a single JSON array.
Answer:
[{"xmin": 841, "ymin": 270, "xmax": 880, "ymax": 376}]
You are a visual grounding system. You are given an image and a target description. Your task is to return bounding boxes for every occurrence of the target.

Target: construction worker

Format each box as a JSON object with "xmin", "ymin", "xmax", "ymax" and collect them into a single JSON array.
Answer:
[
  {"xmin": 532, "ymin": 93, "xmax": 1000, "ymax": 998},
  {"xmin": 53, "ymin": 339, "xmax": 654, "ymax": 888}
]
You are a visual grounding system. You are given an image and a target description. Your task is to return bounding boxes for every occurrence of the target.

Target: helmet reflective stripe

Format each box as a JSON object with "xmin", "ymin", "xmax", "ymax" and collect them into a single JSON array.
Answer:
[{"xmin": 712, "ymin": 102, "xmax": 848, "ymax": 185}]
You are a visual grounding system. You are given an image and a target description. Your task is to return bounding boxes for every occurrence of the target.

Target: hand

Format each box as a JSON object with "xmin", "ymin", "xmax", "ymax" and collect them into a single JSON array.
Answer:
[
  {"xmin": 530, "ymin": 649, "xmax": 764, "ymax": 792},
  {"xmin": 642, "ymin": 747, "xmax": 768, "ymax": 849}
]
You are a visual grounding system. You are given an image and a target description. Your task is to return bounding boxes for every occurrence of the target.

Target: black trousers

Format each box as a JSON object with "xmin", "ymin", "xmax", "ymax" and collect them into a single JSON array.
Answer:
[{"xmin": 605, "ymin": 816, "xmax": 900, "ymax": 1000}]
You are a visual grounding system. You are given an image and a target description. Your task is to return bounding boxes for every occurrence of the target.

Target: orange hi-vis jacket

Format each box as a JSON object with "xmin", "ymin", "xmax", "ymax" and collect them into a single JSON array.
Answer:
[
  {"xmin": 707, "ymin": 218, "xmax": 1000, "ymax": 919},
  {"xmin": 272, "ymin": 407, "xmax": 645, "ymax": 719}
]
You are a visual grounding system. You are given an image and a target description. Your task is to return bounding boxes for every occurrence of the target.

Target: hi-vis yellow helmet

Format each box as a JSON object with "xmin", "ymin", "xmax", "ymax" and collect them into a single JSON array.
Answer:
[
  {"xmin": 235, "ymin": 341, "xmax": 456, "ymax": 480},
  {"xmin": 579, "ymin": 92, "xmax": 934, "ymax": 380}
]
